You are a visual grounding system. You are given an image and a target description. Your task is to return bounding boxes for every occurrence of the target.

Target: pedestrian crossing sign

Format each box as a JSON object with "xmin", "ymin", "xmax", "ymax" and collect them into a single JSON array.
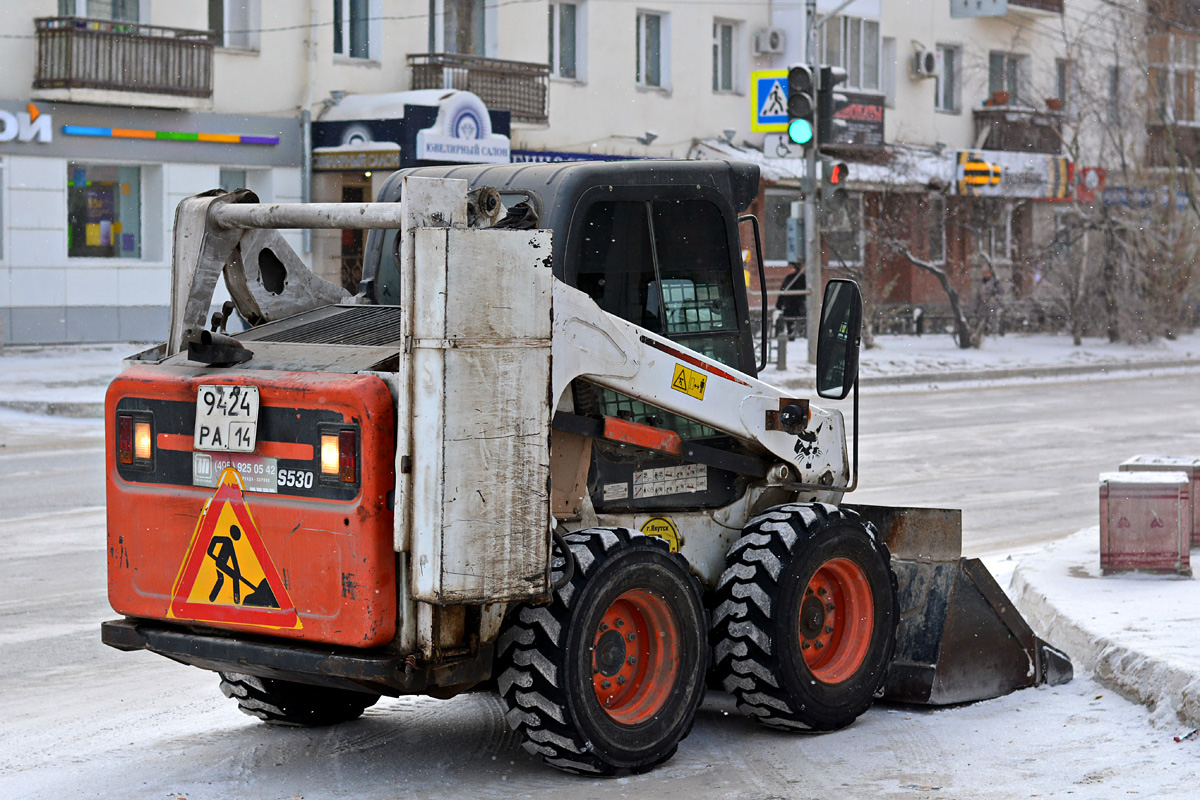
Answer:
[
  {"xmin": 169, "ymin": 467, "xmax": 301, "ymax": 630},
  {"xmin": 752, "ymin": 70, "xmax": 790, "ymax": 132}
]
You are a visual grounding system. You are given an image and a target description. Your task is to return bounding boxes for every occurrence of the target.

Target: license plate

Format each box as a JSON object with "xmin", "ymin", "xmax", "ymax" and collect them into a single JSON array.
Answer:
[
  {"xmin": 194, "ymin": 384, "xmax": 260, "ymax": 452},
  {"xmin": 193, "ymin": 452, "xmax": 278, "ymax": 494}
]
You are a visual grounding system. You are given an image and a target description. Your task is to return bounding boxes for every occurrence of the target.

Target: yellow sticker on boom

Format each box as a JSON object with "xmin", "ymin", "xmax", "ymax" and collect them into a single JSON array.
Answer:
[
  {"xmin": 640, "ymin": 517, "xmax": 681, "ymax": 552},
  {"xmin": 671, "ymin": 364, "xmax": 707, "ymax": 400}
]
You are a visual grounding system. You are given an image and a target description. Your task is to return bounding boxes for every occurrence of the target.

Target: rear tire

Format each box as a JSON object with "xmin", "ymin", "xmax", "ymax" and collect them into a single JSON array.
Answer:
[
  {"xmin": 711, "ymin": 503, "xmax": 896, "ymax": 731},
  {"xmin": 495, "ymin": 528, "xmax": 708, "ymax": 775},
  {"xmin": 218, "ymin": 672, "xmax": 379, "ymax": 726}
]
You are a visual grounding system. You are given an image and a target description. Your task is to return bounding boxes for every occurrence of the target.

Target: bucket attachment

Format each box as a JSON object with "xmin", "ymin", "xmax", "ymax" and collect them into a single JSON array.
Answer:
[{"xmin": 849, "ymin": 505, "xmax": 1073, "ymax": 706}]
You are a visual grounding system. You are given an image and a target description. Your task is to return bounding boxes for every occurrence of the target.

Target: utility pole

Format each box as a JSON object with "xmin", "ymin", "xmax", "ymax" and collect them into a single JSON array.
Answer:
[{"xmin": 804, "ymin": 0, "xmax": 821, "ymax": 365}]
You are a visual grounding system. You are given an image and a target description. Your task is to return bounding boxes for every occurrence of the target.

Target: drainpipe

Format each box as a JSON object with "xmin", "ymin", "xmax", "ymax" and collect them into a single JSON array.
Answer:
[{"xmin": 301, "ymin": 0, "xmax": 320, "ymax": 253}]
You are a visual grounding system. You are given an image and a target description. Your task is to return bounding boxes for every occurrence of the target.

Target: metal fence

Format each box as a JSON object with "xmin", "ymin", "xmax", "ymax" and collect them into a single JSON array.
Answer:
[
  {"xmin": 34, "ymin": 16, "xmax": 213, "ymax": 98},
  {"xmin": 408, "ymin": 53, "xmax": 549, "ymax": 124}
]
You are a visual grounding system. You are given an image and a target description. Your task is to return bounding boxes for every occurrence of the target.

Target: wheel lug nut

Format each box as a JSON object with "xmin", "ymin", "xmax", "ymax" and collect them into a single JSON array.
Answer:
[
  {"xmin": 801, "ymin": 641, "xmax": 810, "ymax": 650},
  {"xmin": 814, "ymin": 641, "xmax": 824, "ymax": 650},
  {"xmin": 627, "ymin": 656, "xmax": 638, "ymax": 665},
  {"xmin": 826, "ymin": 603, "xmax": 835, "ymax": 612},
  {"xmin": 626, "ymin": 632, "xmax": 636, "ymax": 642},
  {"xmin": 616, "ymin": 676, "xmax": 627, "ymax": 685},
  {"xmin": 599, "ymin": 622, "xmax": 608, "ymax": 631},
  {"xmin": 601, "ymin": 680, "xmax": 612, "ymax": 689},
  {"xmin": 825, "ymin": 625, "xmax": 834, "ymax": 634},
  {"xmin": 817, "ymin": 587, "xmax": 827, "ymax": 596},
  {"xmin": 615, "ymin": 618, "xmax": 624, "ymax": 628}
]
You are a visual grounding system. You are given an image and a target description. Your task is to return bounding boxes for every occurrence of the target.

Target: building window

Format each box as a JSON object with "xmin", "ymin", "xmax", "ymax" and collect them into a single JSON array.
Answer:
[
  {"xmin": 1148, "ymin": 32, "xmax": 1200, "ymax": 123},
  {"xmin": 637, "ymin": 11, "xmax": 669, "ymax": 89},
  {"xmin": 764, "ymin": 190, "xmax": 802, "ymax": 263},
  {"xmin": 67, "ymin": 163, "xmax": 142, "ymax": 259},
  {"xmin": 882, "ymin": 37, "xmax": 897, "ymax": 107},
  {"xmin": 988, "ymin": 51, "xmax": 1029, "ymax": 105},
  {"xmin": 824, "ymin": 194, "xmax": 863, "ymax": 266},
  {"xmin": 219, "ymin": 169, "xmax": 247, "ymax": 193},
  {"xmin": 209, "ymin": 0, "xmax": 259, "ymax": 50},
  {"xmin": 712, "ymin": 20, "xmax": 735, "ymax": 93},
  {"xmin": 1108, "ymin": 66, "xmax": 1123, "ymax": 125},
  {"xmin": 333, "ymin": 0, "xmax": 374, "ymax": 60},
  {"xmin": 822, "ymin": 16, "xmax": 880, "ymax": 92},
  {"xmin": 0, "ymin": 160, "xmax": 4, "ymax": 261},
  {"xmin": 979, "ymin": 202, "xmax": 1012, "ymax": 264},
  {"xmin": 444, "ymin": 0, "xmax": 486, "ymax": 55},
  {"xmin": 58, "ymin": 0, "xmax": 139, "ymax": 20},
  {"xmin": 929, "ymin": 195, "xmax": 945, "ymax": 264},
  {"xmin": 936, "ymin": 45, "xmax": 960, "ymax": 113},
  {"xmin": 548, "ymin": 2, "xmax": 580, "ymax": 80},
  {"xmin": 1055, "ymin": 58, "xmax": 1079, "ymax": 118}
]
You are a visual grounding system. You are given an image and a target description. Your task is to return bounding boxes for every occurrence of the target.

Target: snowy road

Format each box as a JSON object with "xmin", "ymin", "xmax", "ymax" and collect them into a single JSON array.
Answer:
[{"xmin": 2, "ymin": 374, "xmax": 1198, "ymax": 798}]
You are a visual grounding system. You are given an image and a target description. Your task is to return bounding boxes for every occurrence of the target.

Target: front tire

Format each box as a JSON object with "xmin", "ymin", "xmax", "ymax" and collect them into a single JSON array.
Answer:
[
  {"xmin": 218, "ymin": 672, "xmax": 379, "ymax": 726},
  {"xmin": 495, "ymin": 528, "xmax": 708, "ymax": 775},
  {"xmin": 711, "ymin": 503, "xmax": 896, "ymax": 731}
]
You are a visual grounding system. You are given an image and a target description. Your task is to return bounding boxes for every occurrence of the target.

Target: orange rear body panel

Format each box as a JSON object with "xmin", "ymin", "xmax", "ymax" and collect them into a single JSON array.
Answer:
[{"xmin": 106, "ymin": 365, "xmax": 397, "ymax": 648}]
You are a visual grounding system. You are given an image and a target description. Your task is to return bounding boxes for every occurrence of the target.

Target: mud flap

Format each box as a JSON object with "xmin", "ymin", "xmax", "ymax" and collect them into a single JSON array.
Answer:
[{"xmin": 848, "ymin": 505, "xmax": 1073, "ymax": 706}]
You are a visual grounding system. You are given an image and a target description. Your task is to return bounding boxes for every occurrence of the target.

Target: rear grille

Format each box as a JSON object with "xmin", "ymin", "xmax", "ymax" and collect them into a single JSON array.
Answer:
[{"xmin": 256, "ymin": 306, "xmax": 404, "ymax": 347}]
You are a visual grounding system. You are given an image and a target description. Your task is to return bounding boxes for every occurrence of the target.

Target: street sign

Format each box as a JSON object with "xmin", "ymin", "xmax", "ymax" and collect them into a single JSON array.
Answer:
[
  {"xmin": 752, "ymin": 70, "xmax": 789, "ymax": 132},
  {"xmin": 763, "ymin": 132, "xmax": 809, "ymax": 160}
]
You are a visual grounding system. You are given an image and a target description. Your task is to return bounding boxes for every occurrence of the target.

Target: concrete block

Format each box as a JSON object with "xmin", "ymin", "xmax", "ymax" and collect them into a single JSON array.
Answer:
[
  {"xmin": 1100, "ymin": 472, "xmax": 1191, "ymax": 576},
  {"xmin": 1121, "ymin": 456, "xmax": 1200, "ymax": 546}
]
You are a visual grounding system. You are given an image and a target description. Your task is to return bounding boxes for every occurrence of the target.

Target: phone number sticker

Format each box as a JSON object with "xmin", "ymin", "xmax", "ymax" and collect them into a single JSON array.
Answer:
[{"xmin": 193, "ymin": 452, "xmax": 278, "ymax": 494}]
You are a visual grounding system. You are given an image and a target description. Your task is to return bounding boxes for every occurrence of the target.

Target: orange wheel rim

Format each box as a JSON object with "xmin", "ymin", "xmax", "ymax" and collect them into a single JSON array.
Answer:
[
  {"xmin": 590, "ymin": 589, "xmax": 680, "ymax": 725},
  {"xmin": 797, "ymin": 557, "xmax": 874, "ymax": 684}
]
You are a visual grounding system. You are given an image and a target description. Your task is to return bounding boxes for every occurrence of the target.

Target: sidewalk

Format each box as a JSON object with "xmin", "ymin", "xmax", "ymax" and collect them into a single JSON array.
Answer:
[{"xmin": 3, "ymin": 332, "xmax": 1200, "ymax": 732}]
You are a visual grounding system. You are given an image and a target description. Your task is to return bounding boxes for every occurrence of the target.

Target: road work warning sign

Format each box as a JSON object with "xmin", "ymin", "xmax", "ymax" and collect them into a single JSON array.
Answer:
[{"xmin": 169, "ymin": 467, "xmax": 300, "ymax": 630}]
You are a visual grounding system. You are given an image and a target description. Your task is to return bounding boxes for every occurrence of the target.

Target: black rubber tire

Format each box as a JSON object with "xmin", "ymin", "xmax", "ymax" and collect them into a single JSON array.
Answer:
[
  {"xmin": 711, "ymin": 503, "xmax": 897, "ymax": 731},
  {"xmin": 495, "ymin": 528, "xmax": 709, "ymax": 776},
  {"xmin": 218, "ymin": 672, "xmax": 380, "ymax": 727}
]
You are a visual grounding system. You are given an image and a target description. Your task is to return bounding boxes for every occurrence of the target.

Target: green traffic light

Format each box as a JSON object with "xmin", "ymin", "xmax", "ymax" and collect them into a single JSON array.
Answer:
[{"xmin": 788, "ymin": 118, "xmax": 814, "ymax": 146}]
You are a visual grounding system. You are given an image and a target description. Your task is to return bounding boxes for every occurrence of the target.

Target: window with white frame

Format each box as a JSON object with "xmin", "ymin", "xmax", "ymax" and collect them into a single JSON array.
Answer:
[
  {"xmin": 208, "ymin": 0, "xmax": 259, "ymax": 50},
  {"xmin": 712, "ymin": 19, "xmax": 736, "ymax": 93},
  {"xmin": 58, "ymin": 0, "xmax": 139, "ymax": 19},
  {"xmin": 66, "ymin": 163, "xmax": 142, "ymax": 259},
  {"xmin": 334, "ymin": 0, "xmax": 379, "ymax": 60},
  {"xmin": 637, "ymin": 11, "xmax": 669, "ymax": 89},
  {"xmin": 979, "ymin": 202, "xmax": 1012, "ymax": 264},
  {"xmin": 548, "ymin": 2, "xmax": 582, "ymax": 80},
  {"xmin": 1055, "ymin": 58, "xmax": 1079, "ymax": 118},
  {"xmin": 1148, "ymin": 32, "xmax": 1200, "ymax": 123},
  {"xmin": 929, "ymin": 194, "xmax": 945, "ymax": 264},
  {"xmin": 988, "ymin": 51, "xmax": 1030, "ymax": 105},
  {"xmin": 936, "ymin": 45, "xmax": 960, "ymax": 113},
  {"xmin": 824, "ymin": 194, "xmax": 863, "ymax": 266},
  {"xmin": 822, "ymin": 16, "xmax": 880, "ymax": 92}
]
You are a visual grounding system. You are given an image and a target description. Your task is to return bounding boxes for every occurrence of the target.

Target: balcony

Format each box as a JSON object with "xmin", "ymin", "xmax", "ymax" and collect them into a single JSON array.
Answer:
[
  {"xmin": 972, "ymin": 103, "xmax": 1063, "ymax": 154},
  {"xmin": 33, "ymin": 17, "xmax": 213, "ymax": 109},
  {"xmin": 408, "ymin": 53, "xmax": 549, "ymax": 124}
]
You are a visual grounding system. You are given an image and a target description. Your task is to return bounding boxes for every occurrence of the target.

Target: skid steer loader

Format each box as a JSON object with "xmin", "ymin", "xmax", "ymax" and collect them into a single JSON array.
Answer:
[{"xmin": 102, "ymin": 160, "xmax": 1070, "ymax": 776}]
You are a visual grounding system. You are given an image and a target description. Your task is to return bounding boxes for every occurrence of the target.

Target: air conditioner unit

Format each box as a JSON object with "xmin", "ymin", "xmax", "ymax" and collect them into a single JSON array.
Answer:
[
  {"xmin": 754, "ymin": 28, "xmax": 786, "ymax": 56},
  {"xmin": 912, "ymin": 48, "xmax": 942, "ymax": 78}
]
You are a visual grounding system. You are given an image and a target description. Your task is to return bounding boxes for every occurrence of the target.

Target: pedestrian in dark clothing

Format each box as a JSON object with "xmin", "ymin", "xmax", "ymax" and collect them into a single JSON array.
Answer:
[{"xmin": 776, "ymin": 264, "xmax": 806, "ymax": 339}]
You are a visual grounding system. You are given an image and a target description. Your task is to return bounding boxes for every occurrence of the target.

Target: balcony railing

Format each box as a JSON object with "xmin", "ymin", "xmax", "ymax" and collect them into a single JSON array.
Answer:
[
  {"xmin": 34, "ymin": 17, "xmax": 213, "ymax": 99},
  {"xmin": 972, "ymin": 104, "xmax": 1063, "ymax": 154},
  {"xmin": 408, "ymin": 53, "xmax": 549, "ymax": 124}
]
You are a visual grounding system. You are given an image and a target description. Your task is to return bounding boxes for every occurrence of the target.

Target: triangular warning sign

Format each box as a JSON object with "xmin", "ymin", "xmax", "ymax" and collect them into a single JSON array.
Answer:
[
  {"xmin": 760, "ymin": 80, "xmax": 787, "ymax": 118},
  {"xmin": 169, "ymin": 467, "xmax": 301, "ymax": 630}
]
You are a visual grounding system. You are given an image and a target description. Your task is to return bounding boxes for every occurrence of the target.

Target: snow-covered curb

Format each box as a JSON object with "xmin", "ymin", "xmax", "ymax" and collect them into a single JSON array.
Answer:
[{"xmin": 1011, "ymin": 528, "xmax": 1200, "ymax": 729}]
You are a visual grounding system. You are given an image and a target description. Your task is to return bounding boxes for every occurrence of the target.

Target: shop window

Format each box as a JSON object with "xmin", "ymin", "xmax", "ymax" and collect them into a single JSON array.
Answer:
[
  {"xmin": 209, "ymin": 0, "xmax": 259, "ymax": 50},
  {"xmin": 763, "ymin": 190, "xmax": 802, "ymax": 263},
  {"xmin": 823, "ymin": 194, "xmax": 863, "ymax": 267},
  {"xmin": 67, "ymin": 163, "xmax": 142, "ymax": 259},
  {"xmin": 936, "ymin": 45, "xmax": 960, "ymax": 113},
  {"xmin": 712, "ymin": 20, "xmax": 736, "ymax": 93},
  {"xmin": 58, "ymin": 0, "xmax": 139, "ymax": 20},
  {"xmin": 334, "ymin": 0, "xmax": 377, "ymax": 60},
  {"xmin": 549, "ymin": 2, "xmax": 583, "ymax": 80},
  {"xmin": 637, "ymin": 11, "xmax": 670, "ymax": 89},
  {"xmin": 822, "ymin": 15, "xmax": 881, "ymax": 92}
]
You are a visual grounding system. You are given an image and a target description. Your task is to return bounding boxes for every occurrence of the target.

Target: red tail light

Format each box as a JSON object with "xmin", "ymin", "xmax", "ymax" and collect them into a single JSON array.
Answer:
[
  {"xmin": 338, "ymin": 429, "xmax": 357, "ymax": 483},
  {"xmin": 118, "ymin": 415, "xmax": 133, "ymax": 465}
]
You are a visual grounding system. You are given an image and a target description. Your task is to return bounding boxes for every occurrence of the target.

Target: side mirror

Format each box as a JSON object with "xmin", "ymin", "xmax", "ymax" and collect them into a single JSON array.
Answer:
[{"xmin": 815, "ymin": 279, "xmax": 862, "ymax": 399}]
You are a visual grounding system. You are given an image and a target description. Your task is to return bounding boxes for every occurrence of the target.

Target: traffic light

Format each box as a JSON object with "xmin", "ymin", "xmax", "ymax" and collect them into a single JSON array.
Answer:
[
  {"xmin": 818, "ymin": 66, "xmax": 849, "ymax": 144},
  {"xmin": 787, "ymin": 64, "xmax": 815, "ymax": 147},
  {"xmin": 821, "ymin": 157, "xmax": 849, "ymax": 205}
]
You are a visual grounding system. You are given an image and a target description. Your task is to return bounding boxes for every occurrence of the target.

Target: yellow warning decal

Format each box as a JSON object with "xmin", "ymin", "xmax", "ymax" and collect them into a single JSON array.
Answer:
[
  {"xmin": 169, "ymin": 467, "xmax": 301, "ymax": 630},
  {"xmin": 640, "ymin": 517, "xmax": 681, "ymax": 552},
  {"xmin": 671, "ymin": 364, "xmax": 707, "ymax": 400}
]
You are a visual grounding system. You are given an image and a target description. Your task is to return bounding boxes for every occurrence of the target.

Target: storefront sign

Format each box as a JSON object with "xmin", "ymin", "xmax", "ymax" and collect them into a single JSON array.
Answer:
[
  {"xmin": 312, "ymin": 148, "xmax": 400, "ymax": 171},
  {"xmin": 415, "ymin": 92, "xmax": 510, "ymax": 164},
  {"xmin": 828, "ymin": 92, "xmax": 885, "ymax": 148},
  {"xmin": 0, "ymin": 104, "xmax": 52, "ymax": 144},
  {"xmin": 954, "ymin": 150, "xmax": 1072, "ymax": 199}
]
